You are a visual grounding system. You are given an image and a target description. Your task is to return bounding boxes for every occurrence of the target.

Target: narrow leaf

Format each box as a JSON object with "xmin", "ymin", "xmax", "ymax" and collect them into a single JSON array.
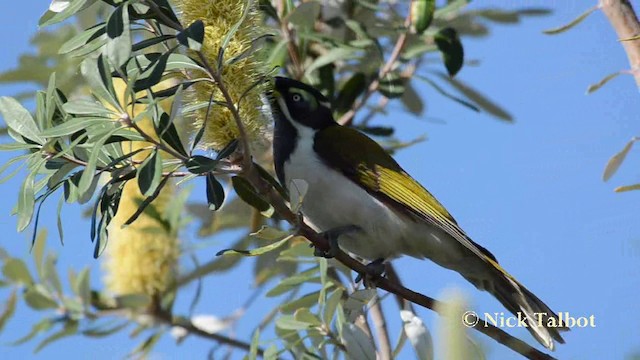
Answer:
[
  {"xmin": 138, "ymin": 150, "xmax": 162, "ymax": 196},
  {"xmin": 217, "ymin": 235, "xmax": 292, "ymax": 257},
  {"xmin": 205, "ymin": 173, "xmax": 225, "ymax": 210},
  {"xmin": 177, "ymin": 20, "xmax": 205, "ymax": 51},
  {"xmin": 185, "ymin": 155, "xmax": 218, "ymax": 174},
  {"xmin": 0, "ymin": 97, "xmax": 44, "ymax": 143},
  {"xmin": 586, "ymin": 71, "xmax": 622, "ymax": 94},
  {"xmin": 231, "ymin": 176, "xmax": 274, "ymax": 217},
  {"xmin": 411, "ymin": 0, "xmax": 436, "ymax": 34},
  {"xmin": 543, "ymin": 6, "xmax": 598, "ymax": 35},
  {"xmin": 434, "ymin": 27, "xmax": 464, "ymax": 77},
  {"xmin": 603, "ymin": 138, "xmax": 637, "ymax": 181},
  {"xmin": 614, "ymin": 184, "xmax": 640, "ymax": 192}
]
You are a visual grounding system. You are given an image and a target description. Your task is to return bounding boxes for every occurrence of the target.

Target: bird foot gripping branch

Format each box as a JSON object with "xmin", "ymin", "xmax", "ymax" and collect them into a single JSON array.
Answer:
[
  {"xmin": 354, "ymin": 258, "xmax": 387, "ymax": 287},
  {"xmin": 312, "ymin": 224, "xmax": 363, "ymax": 259}
]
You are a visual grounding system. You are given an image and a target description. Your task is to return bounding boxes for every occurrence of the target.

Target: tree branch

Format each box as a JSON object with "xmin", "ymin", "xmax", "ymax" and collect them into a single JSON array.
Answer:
[
  {"xmin": 600, "ymin": 0, "xmax": 640, "ymax": 87},
  {"xmin": 244, "ymin": 169, "xmax": 557, "ymax": 360}
]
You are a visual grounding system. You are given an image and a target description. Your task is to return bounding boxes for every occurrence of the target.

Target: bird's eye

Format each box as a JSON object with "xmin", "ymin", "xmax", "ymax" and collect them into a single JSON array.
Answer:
[{"xmin": 292, "ymin": 94, "xmax": 301, "ymax": 102}]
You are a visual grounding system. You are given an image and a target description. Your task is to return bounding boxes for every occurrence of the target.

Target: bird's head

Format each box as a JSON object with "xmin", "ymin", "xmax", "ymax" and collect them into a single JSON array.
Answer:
[{"xmin": 272, "ymin": 77, "xmax": 335, "ymax": 130}]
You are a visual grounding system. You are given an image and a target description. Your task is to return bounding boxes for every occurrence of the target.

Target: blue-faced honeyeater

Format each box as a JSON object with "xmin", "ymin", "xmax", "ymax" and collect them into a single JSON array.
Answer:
[{"xmin": 271, "ymin": 77, "xmax": 567, "ymax": 350}]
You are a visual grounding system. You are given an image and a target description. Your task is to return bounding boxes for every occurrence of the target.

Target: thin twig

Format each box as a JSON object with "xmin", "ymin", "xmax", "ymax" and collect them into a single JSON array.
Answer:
[
  {"xmin": 600, "ymin": 0, "xmax": 640, "ymax": 88},
  {"xmin": 369, "ymin": 293, "xmax": 393, "ymax": 360},
  {"xmin": 338, "ymin": 11, "xmax": 411, "ymax": 125},
  {"xmin": 153, "ymin": 309, "xmax": 265, "ymax": 356},
  {"xmin": 277, "ymin": 0, "xmax": 304, "ymax": 79}
]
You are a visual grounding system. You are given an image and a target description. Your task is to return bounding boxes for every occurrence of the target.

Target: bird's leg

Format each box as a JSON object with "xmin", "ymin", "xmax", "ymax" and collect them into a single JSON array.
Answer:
[
  {"xmin": 355, "ymin": 258, "xmax": 386, "ymax": 286},
  {"xmin": 312, "ymin": 225, "xmax": 362, "ymax": 259}
]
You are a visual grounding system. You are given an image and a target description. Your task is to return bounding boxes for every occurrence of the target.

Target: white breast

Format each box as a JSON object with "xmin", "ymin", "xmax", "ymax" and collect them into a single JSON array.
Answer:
[{"xmin": 283, "ymin": 127, "xmax": 447, "ymax": 261}]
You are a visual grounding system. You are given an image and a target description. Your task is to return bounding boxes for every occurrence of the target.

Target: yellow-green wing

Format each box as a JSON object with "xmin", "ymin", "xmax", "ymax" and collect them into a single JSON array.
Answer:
[{"xmin": 314, "ymin": 125, "xmax": 498, "ymax": 263}]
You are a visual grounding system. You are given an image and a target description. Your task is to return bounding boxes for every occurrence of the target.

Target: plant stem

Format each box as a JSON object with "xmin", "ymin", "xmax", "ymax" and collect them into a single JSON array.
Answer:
[{"xmin": 600, "ymin": 0, "xmax": 640, "ymax": 88}]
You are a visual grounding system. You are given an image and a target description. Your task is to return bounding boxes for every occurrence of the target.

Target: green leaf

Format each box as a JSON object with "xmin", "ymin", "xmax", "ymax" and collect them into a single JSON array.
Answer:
[
  {"xmin": 615, "ymin": 184, "xmax": 640, "ymax": 192},
  {"xmin": 603, "ymin": 138, "xmax": 637, "ymax": 181},
  {"xmin": 75, "ymin": 268, "xmax": 91, "ymax": 306},
  {"xmin": 32, "ymin": 229, "xmax": 47, "ymax": 278},
  {"xmin": 266, "ymin": 272, "xmax": 320, "ymax": 297},
  {"xmin": 249, "ymin": 328, "xmax": 260, "ymax": 360},
  {"xmin": 400, "ymin": 81, "xmax": 425, "ymax": 116},
  {"xmin": 342, "ymin": 323, "xmax": 376, "ymax": 360},
  {"xmin": 138, "ymin": 150, "xmax": 162, "ymax": 196},
  {"xmin": 43, "ymin": 253, "xmax": 63, "ymax": 296},
  {"xmin": 122, "ymin": 174, "xmax": 171, "ymax": 227},
  {"xmin": 130, "ymin": 35, "xmax": 173, "ymax": 52},
  {"xmin": 215, "ymin": 139, "xmax": 239, "ymax": 160},
  {"xmin": 254, "ymin": 162, "xmax": 288, "ymax": 201},
  {"xmin": 275, "ymin": 315, "xmax": 312, "ymax": 331},
  {"xmin": 59, "ymin": 24, "xmax": 106, "ymax": 54},
  {"xmin": 334, "ymin": 73, "xmax": 366, "ymax": 115},
  {"xmin": 81, "ymin": 56, "xmax": 119, "ymax": 109},
  {"xmin": 205, "ymin": 173, "xmax": 225, "ymax": 210},
  {"xmin": 133, "ymin": 47, "xmax": 177, "ymax": 92},
  {"xmin": 305, "ymin": 47, "xmax": 358, "ymax": 76},
  {"xmin": 177, "ymin": 20, "xmax": 205, "ymax": 51},
  {"xmin": 416, "ymin": 75, "xmax": 479, "ymax": 112},
  {"xmin": 10, "ymin": 317, "xmax": 54, "ymax": 345},
  {"xmin": 437, "ymin": 73, "xmax": 512, "ymax": 121},
  {"xmin": 323, "ymin": 288, "xmax": 344, "ymax": 325},
  {"xmin": 105, "ymin": 4, "xmax": 132, "ymax": 67},
  {"xmin": 17, "ymin": 170, "xmax": 38, "ymax": 232},
  {"xmin": 434, "ymin": 27, "xmax": 464, "ymax": 77},
  {"xmin": 0, "ymin": 289, "xmax": 17, "ymax": 333},
  {"xmin": 41, "ymin": 117, "xmax": 111, "ymax": 137},
  {"xmin": 0, "ymin": 143, "xmax": 39, "ymax": 151},
  {"xmin": 34, "ymin": 320, "xmax": 78, "ymax": 353},
  {"xmin": 217, "ymin": 234, "xmax": 292, "ymax": 257},
  {"xmin": 2, "ymin": 258, "xmax": 33, "ymax": 285},
  {"xmin": 157, "ymin": 112, "xmax": 187, "ymax": 157},
  {"xmin": 283, "ymin": 293, "xmax": 323, "ymax": 319},
  {"xmin": 116, "ymin": 294, "xmax": 151, "ymax": 309},
  {"xmin": 294, "ymin": 308, "xmax": 322, "ymax": 326},
  {"xmin": 287, "ymin": 2, "xmax": 321, "ymax": 27},
  {"xmin": 62, "ymin": 100, "xmax": 114, "ymax": 116},
  {"xmin": 411, "ymin": 0, "xmax": 435, "ymax": 34},
  {"xmin": 586, "ymin": 71, "xmax": 622, "ymax": 94},
  {"xmin": 78, "ymin": 126, "xmax": 123, "ymax": 195},
  {"xmin": 24, "ymin": 285, "xmax": 59, "ymax": 310},
  {"xmin": 82, "ymin": 321, "xmax": 129, "ymax": 338},
  {"xmin": 185, "ymin": 155, "xmax": 218, "ymax": 174},
  {"xmin": 378, "ymin": 71, "xmax": 405, "ymax": 99},
  {"xmin": 40, "ymin": 0, "xmax": 94, "ymax": 27},
  {"xmin": 288, "ymin": 179, "xmax": 308, "ymax": 214},
  {"xmin": 231, "ymin": 176, "xmax": 274, "ymax": 217},
  {"xmin": 0, "ymin": 97, "xmax": 44, "ymax": 143},
  {"xmin": 251, "ymin": 226, "xmax": 290, "ymax": 241},
  {"xmin": 543, "ymin": 6, "xmax": 598, "ymax": 35}
]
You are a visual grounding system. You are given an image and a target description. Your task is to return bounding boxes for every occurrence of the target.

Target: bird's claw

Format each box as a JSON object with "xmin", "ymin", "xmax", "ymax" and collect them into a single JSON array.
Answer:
[
  {"xmin": 355, "ymin": 258, "xmax": 386, "ymax": 286},
  {"xmin": 311, "ymin": 225, "xmax": 362, "ymax": 259}
]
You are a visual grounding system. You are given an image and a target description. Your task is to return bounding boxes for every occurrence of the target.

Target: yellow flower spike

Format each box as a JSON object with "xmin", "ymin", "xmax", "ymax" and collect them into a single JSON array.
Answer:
[
  {"xmin": 102, "ymin": 79, "xmax": 181, "ymax": 297},
  {"xmin": 177, "ymin": 0, "xmax": 270, "ymax": 151}
]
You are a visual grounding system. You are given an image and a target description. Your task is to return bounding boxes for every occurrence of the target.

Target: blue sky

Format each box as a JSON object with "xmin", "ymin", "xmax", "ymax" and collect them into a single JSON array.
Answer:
[{"xmin": 1, "ymin": 1, "xmax": 639, "ymax": 359}]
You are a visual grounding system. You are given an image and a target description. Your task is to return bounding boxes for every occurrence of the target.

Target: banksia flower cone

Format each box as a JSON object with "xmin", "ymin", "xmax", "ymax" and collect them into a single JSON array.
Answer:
[
  {"xmin": 103, "ymin": 79, "xmax": 180, "ymax": 297},
  {"xmin": 177, "ymin": 0, "xmax": 269, "ymax": 151}
]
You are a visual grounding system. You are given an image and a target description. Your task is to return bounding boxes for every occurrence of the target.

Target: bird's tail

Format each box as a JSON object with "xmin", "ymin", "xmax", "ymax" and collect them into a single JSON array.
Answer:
[{"xmin": 478, "ymin": 272, "xmax": 569, "ymax": 350}]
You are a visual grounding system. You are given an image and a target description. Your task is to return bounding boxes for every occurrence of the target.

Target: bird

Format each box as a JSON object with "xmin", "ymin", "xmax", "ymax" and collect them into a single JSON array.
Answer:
[{"xmin": 270, "ymin": 76, "xmax": 567, "ymax": 350}]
